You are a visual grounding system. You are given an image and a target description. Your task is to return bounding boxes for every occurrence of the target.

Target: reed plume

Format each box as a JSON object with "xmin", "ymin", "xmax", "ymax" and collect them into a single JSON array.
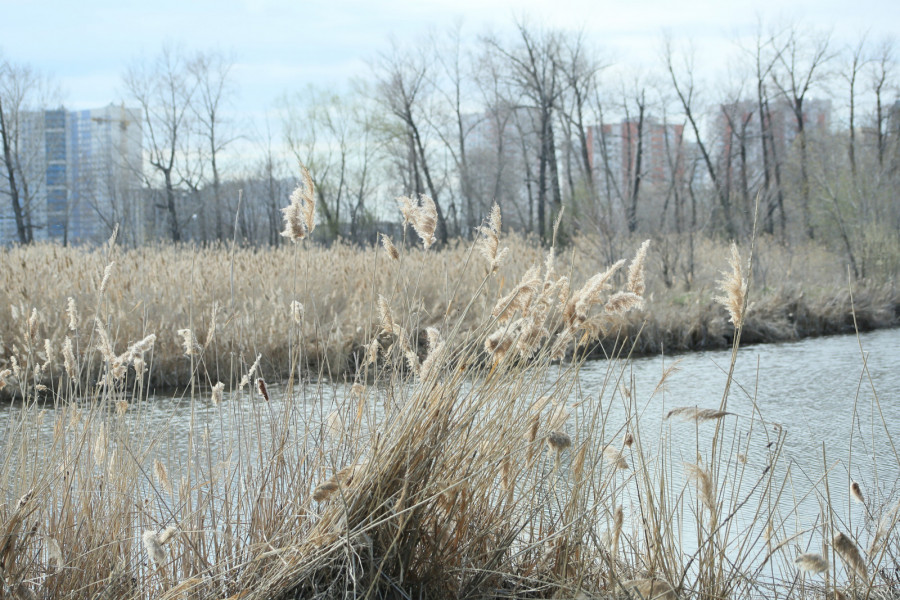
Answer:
[
  {"xmin": 833, "ymin": 532, "xmax": 867, "ymax": 581},
  {"xmin": 62, "ymin": 337, "xmax": 76, "ymax": 378},
  {"xmin": 491, "ymin": 265, "xmax": 541, "ymax": 322},
  {"xmin": 547, "ymin": 431, "xmax": 572, "ymax": 453},
  {"xmin": 281, "ymin": 165, "xmax": 316, "ymax": 242},
  {"xmin": 313, "ymin": 480, "xmax": 340, "ymax": 502},
  {"xmin": 211, "ymin": 381, "xmax": 224, "ymax": 405},
  {"xmin": 420, "ymin": 327, "xmax": 445, "ymax": 380},
  {"xmin": 666, "ymin": 407, "xmax": 732, "ymax": 422},
  {"xmin": 795, "ymin": 553, "xmax": 829, "ymax": 574},
  {"xmin": 257, "ymin": 377, "xmax": 270, "ymax": 402},
  {"xmin": 603, "ymin": 445, "xmax": 629, "ymax": 470},
  {"xmin": 177, "ymin": 328, "xmax": 198, "ymax": 357},
  {"xmin": 627, "ymin": 239, "xmax": 651, "ymax": 296},
  {"xmin": 850, "ymin": 481, "xmax": 864, "ymax": 504},
  {"xmin": 381, "ymin": 233, "xmax": 400, "ymax": 261},
  {"xmin": 564, "ymin": 259, "xmax": 626, "ymax": 330},
  {"xmin": 95, "ymin": 317, "xmax": 115, "ymax": 362},
  {"xmin": 684, "ymin": 462, "xmax": 716, "ymax": 513},
  {"xmin": 155, "ymin": 459, "xmax": 173, "ymax": 494},
  {"xmin": 604, "ymin": 291, "xmax": 643, "ymax": 314},
  {"xmin": 99, "ymin": 262, "xmax": 115, "ymax": 295},
  {"xmin": 715, "ymin": 242, "xmax": 748, "ymax": 328},
  {"xmin": 238, "ymin": 354, "xmax": 262, "ymax": 389},
  {"xmin": 140, "ymin": 527, "xmax": 174, "ymax": 568},
  {"xmin": 204, "ymin": 301, "xmax": 218, "ymax": 348},
  {"xmin": 869, "ymin": 500, "xmax": 900, "ymax": 555},
  {"xmin": 1, "ymin": 369, "xmax": 12, "ymax": 392},
  {"xmin": 398, "ymin": 194, "xmax": 437, "ymax": 249},
  {"xmin": 44, "ymin": 536, "xmax": 63, "ymax": 570},
  {"xmin": 476, "ymin": 204, "xmax": 509, "ymax": 273},
  {"xmin": 623, "ymin": 578, "xmax": 677, "ymax": 600},
  {"xmin": 611, "ymin": 505, "xmax": 624, "ymax": 559},
  {"xmin": 65, "ymin": 297, "xmax": 79, "ymax": 331},
  {"xmin": 290, "ymin": 300, "xmax": 305, "ymax": 324},
  {"xmin": 142, "ymin": 528, "xmax": 170, "ymax": 567}
]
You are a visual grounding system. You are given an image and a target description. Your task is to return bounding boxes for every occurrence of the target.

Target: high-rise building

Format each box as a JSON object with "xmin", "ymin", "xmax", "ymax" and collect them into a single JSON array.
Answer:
[
  {"xmin": 586, "ymin": 117, "xmax": 687, "ymax": 196},
  {"xmin": 0, "ymin": 104, "xmax": 143, "ymax": 245},
  {"xmin": 716, "ymin": 98, "xmax": 831, "ymax": 169}
]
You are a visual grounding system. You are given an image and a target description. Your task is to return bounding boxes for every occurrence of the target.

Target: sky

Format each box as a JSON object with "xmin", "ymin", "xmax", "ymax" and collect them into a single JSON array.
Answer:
[{"xmin": 2, "ymin": 0, "xmax": 898, "ymax": 133}]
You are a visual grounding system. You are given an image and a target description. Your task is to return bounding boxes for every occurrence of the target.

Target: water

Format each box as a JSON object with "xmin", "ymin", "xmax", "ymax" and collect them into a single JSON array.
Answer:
[
  {"xmin": 3, "ymin": 327, "xmax": 898, "ymax": 592},
  {"xmin": 581, "ymin": 327, "xmax": 900, "ymax": 493},
  {"xmin": 575, "ymin": 327, "xmax": 900, "ymax": 588}
]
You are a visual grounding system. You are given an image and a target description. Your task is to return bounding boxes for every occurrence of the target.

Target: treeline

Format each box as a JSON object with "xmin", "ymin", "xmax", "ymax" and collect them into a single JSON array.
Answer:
[{"xmin": 2, "ymin": 20, "xmax": 899, "ymax": 278}]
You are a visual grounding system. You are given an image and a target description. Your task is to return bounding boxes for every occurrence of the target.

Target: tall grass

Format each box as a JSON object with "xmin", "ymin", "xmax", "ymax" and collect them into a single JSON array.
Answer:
[
  {"xmin": 1, "ymin": 233, "xmax": 897, "ymax": 395},
  {"xmin": 0, "ymin": 201, "xmax": 898, "ymax": 599}
]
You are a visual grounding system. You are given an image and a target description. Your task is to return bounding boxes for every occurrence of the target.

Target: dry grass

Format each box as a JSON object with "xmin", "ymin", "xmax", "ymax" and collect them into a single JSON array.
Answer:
[
  {"xmin": 0, "ymin": 206, "xmax": 898, "ymax": 599},
  {"xmin": 0, "ymin": 233, "xmax": 896, "ymax": 395}
]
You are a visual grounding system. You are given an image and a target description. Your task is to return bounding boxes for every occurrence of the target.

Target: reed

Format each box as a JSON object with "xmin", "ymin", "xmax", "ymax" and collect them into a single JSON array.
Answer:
[{"xmin": 0, "ymin": 197, "xmax": 897, "ymax": 600}]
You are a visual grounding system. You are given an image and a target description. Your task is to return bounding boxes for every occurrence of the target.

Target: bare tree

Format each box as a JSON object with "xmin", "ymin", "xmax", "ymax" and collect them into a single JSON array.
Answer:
[
  {"xmin": 0, "ymin": 57, "xmax": 55, "ymax": 244},
  {"xmin": 556, "ymin": 33, "xmax": 607, "ymax": 225},
  {"xmin": 373, "ymin": 40, "xmax": 449, "ymax": 244},
  {"xmin": 770, "ymin": 26, "xmax": 834, "ymax": 240},
  {"xmin": 282, "ymin": 84, "xmax": 377, "ymax": 241},
  {"xmin": 190, "ymin": 49, "xmax": 237, "ymax": 241},
  {"xmin": 124, "ymin": 45, "xmax": 198, "ymax": 242},
  {"xmin": 664, "ymin": 37, "xmax": 737, "ymax": 238},
  {"xmin": 869, "ymin": 37, "xmax": 896, "ymax": 169},
  {"xmin": 843, "ymin": 34, "xmax": 870, "ymax": 179},
  {"xmin": 486, "ymin": 23, "xmax": 565, "ymax": 241}
]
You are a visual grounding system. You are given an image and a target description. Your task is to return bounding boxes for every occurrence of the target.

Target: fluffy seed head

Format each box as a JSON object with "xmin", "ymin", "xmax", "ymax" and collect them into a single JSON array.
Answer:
[
  {"xmin": 313, "ymin": 480, "xmax": 339, "ymax": 502},
  {"xmin": 257, "ymin": 378, "xmax": 270, "ymax": 401},
  {"xmin": 397, "ymin": 194, "xmax": 437, "ymax": 249},
  {"xmin": 142, "ymin": 530, "xmax": 166, "ymax": 567},
  {"xmin": 603, "ymin": 445, "xmax": 629, "ymax": 470},
  {"xmin": 684, "ymin": 463, "xmax": 716, "ymax": 512},
  {"xmin": 833, "ymin": 532, "xmax": 867, "ymax": 581},
  {"xmin": 795, "ymin": 553, "xmax": 829, "ymax": 574},
  {"xmin": 850, "ymin": 481, "xmax": 864, "ymax": 504},
  {"xmin": 715, "ymin": 242, "xmax": 748, "ymax": 328},
  {"xmin": 666, "ymin": 407, "xmax": 732, "ymax": 422},
  {"xmin": 177, "ymin": 329, "xmax": 197, "ymax": 357},
  {"xmin": 627, "ymin": 239, "xmax": 651, "ymax": 296},
  {"xmin": 211, "ymin": 381, "xmax": 224, "ymax": 405},
  {"xmin": 547, "ymin": 431, "xmax": 572, "ymax": 453},
  {"xmin": 281, "ymin": 166, "xmax": 316, "ymax": 242},
  {"xmin": 381, "ymin": 234, "xmax": 400, "ymax": 260},
  {"xmin": 66, "ymin": 297, "xmax": 79, "ymax": 331},
  {"xmin": 99, "ymin": 262, "xmax": 115, "ymax": 296},
  {"xmin": 155, "ymin": 459, "xmax": 172, "ymax": 494},
  {"xmin": 239, "ymin": 354, "xmax": 262, "ymax": 389},
  {"xmin": 290, "ymin": 300, "xmax": 304, "ymax": 325}
]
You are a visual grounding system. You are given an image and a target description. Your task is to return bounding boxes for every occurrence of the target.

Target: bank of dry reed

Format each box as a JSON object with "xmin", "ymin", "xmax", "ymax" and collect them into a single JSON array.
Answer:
[
  {"xmin": 0, "ymin": 233, "xmax": 897, "ymax": 394},
  {"xmin": 0, "ymin": 201, "xmax": 898, "ymax": 599}
]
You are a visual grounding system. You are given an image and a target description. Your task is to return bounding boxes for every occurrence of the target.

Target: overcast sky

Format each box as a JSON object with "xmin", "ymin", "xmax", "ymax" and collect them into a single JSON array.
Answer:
[{"xmin": 2, "ymin": 0, "xmax": 898, "ymax": 122}]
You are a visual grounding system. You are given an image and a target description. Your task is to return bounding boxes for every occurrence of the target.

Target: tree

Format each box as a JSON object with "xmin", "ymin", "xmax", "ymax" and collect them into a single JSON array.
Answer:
[
  {"xmin": 664, "ymin": 37, "xmax": 737, "ymax": 238},
  {"xmin": 190, "ymin": 49, "xmax": 238, "ymax": 241},
  {"xmin": 486, "ymin": 23, "xmax": 565, "ymax": 242},
  {"xmin": 124, "ymin": 45, "xmax": 198, "ymax": 242},
  {"xmin": 0, "ymin": 57, "xmax": 54, "ymax": 244},
  {"xmin": 373, "ymin": 40, "xmax": 450, "ymax": 244},
  {"xmin": 282, "ymin": 84, "xmax": 377, "ymax": 241},
  {"xmin": 770, "ymin": 26, "xmax": 834, "ymax": 240}
]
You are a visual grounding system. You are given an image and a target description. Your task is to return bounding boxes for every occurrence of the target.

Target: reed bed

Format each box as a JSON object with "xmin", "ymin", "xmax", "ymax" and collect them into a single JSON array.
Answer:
[
  {"xmin": 0, "ymin": 232, "xmax": 897, "ymax": 394},
  {"xmin": 0, "ymin": 195, "xmax": 899, "ymax": 599}
]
